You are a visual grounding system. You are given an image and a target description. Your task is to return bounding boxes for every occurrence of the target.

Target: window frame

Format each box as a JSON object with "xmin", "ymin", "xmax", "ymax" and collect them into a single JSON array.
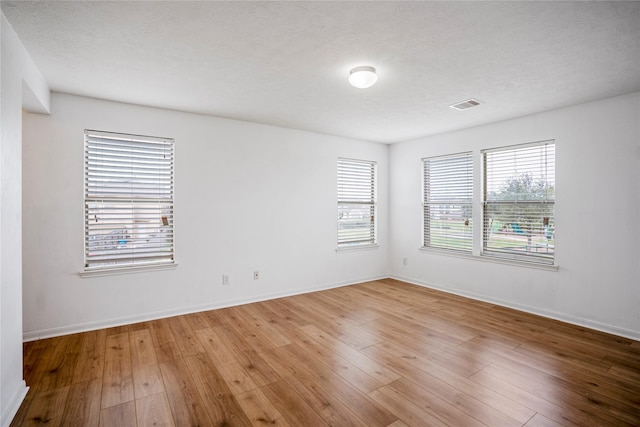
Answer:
[
  {"xmin": 337, "ymin": 157, "xmax": 377, "ymax": 250},
  {"xmin": 83, "ymin": 129, "xmax": 175, "ymax": 273},
  {"xmin": 422, "ymin": 152, "xmax": 473, "ymax": 254},
  {"xmin": 481, "ymin": 140, "xmax": 556, "ymax": 265}
]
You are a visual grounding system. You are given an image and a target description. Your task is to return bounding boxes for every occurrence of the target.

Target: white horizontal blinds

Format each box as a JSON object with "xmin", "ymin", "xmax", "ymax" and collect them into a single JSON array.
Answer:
[
  {"xmin": 483, "ymin": 141, "xmax": 555, "ymax": 263},
  {"xmin": 337, "ymin": 158, "xmax": 376, "ymax": 247},
  {"xmin": 423, "ymin": 153, "xmax": 473, "ymax": 252},
  {"xmin": 85, "ymin": 130, "xmax": 174, "ymax": 269}
]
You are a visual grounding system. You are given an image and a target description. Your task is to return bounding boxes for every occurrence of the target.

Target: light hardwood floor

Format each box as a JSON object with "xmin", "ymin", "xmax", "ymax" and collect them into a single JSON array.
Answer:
[{"xmin": 11, "ymin": 279, "xmax": 640, "ymax": 426}]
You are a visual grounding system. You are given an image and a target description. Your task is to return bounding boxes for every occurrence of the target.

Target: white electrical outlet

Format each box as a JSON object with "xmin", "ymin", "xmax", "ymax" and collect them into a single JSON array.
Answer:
[
  {"xmin": 222, "ymin": 274, "xmax": 229, "ymax": 285},
  {"xmin": 253, "ymin": 271, "xmax": 259, "ymax": 280},
  {"xmin": 403, "ymin": 257, "xmax": 408, "ymax": 266}
]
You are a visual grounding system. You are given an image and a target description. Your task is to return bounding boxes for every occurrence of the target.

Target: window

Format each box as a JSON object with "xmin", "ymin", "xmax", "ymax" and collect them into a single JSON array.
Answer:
[
  {"xmin": 84, "ymin": 130, "xmax": 174, "ymax": 270},
  {"xmin": 337, "ymin": 158, "xmax": 376, "ymax": 248},
  {"xmin": 423, "ymin": 152, "xmax": 473, "ymax": 253},
  {"xmin": 483, "ymin": 141, "xmax": 555, "ymax": 264}
]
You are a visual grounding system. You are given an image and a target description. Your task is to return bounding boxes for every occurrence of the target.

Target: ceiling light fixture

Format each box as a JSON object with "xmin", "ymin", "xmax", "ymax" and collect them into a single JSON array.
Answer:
[{"xmin": 349, "ymin": 66, "xmax": 377, "ymax": 89}]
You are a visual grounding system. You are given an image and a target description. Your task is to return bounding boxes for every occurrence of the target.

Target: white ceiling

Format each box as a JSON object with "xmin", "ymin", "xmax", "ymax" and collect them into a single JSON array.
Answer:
[{"xmin": 2, "ymin": 1, "xmax": 639, "ymax": 143}]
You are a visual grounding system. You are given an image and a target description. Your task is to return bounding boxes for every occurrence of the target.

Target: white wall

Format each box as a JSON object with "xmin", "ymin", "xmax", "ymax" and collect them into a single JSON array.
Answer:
[
  {"xmin": 0, "ymin": 13, "xmax": 49, "ymax": 427},
  {"xmin": 390, "ymin": 92, "xmax": 640, "ymax": 339},
  {"xmin": 21, "ymin": 93, "xmax": 389, "ymax": 339},
  {"xmin": 20, "ymin": 91, "xmax": 640, "ymax": 342}
]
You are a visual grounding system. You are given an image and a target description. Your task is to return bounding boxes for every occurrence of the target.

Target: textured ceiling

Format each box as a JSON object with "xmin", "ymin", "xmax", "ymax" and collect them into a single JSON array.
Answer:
[{"xmin": 2, "ymin": 1, "xmax": 640, "ymax": 143}]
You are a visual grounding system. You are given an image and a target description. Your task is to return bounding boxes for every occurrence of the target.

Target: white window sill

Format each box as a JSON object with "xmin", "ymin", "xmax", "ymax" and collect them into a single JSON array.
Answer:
[
  {"xmin": 80, "ymin": 262, "xmax": 178, "ymax": 278},
  {"xmin": 419, "ymin": 247, "xmax": 558, "ymax": 271},
  {"xmin": 336, "ymin": 243, "xmax": 379, "ymax": 253}
]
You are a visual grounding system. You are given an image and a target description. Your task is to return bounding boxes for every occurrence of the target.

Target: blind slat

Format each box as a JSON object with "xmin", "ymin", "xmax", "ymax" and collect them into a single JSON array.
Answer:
[
  {"xmin": 483, "ymin": 141, "xmax": 555, "ymax": 263},
  {"xmin": 423, "ymin": 153, "xmax": 473, "ymax": 253},
  {"xmin": 337, "ymin": 158, "xmax": 376, "ymax": 247},
  {"xmin": 85, "ymin": 130, "xmax": 175, "ymax": 269}
]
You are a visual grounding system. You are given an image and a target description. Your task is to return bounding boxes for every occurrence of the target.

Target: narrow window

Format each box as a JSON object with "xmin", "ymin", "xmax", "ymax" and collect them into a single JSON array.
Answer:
[
  {"xmin": 84, "ymin": 130, "xmax": 174, "ymax": 270},
  {"xmin": 337, "ymin": 158, "xmax": 377, "ymax": 248},
  {"xmin": 483, "ymin": 141, "xmax": 555, "ymax": 264},
  {"xmin": 422, "ymin": 152, "xmax": 473, "ymax": 253}
]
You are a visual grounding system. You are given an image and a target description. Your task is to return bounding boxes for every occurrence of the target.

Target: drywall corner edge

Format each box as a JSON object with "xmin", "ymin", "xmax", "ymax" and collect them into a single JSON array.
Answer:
[{"xmin": 0, "ymin": 382, "xmax": 27, "ymax": 427}]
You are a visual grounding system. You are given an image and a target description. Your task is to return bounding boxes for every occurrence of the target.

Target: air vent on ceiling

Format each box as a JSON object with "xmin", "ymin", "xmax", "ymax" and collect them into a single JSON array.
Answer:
[{"xmin": 450, "ymin": 99, "xmax": 482, "ymax": 111}]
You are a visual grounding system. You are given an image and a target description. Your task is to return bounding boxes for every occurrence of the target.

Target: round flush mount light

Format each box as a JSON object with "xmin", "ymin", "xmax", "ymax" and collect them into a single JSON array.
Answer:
[{"xmin": 349, "ymin": 66, "xmax": 377, "ymax": 89}]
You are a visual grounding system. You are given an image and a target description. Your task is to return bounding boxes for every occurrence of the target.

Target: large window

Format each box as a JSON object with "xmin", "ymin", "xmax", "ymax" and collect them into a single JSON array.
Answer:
[
  {"xmin": 483, "ymin": 141, "xmax": 555, "ymax": 264},
  {"xmin": 84, "ymin": 130, "xmax": 174, "ymax": 270},
  {"xmin": 423, "ymin": 153, "xmax": 473, "ymax": 253},
  {"xmin": 337, "ymin": 158, "xmax": 377, "ymax": 248}
]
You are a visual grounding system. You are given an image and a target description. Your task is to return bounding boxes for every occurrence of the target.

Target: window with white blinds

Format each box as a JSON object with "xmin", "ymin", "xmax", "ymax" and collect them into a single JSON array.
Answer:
[
  {"xmin": 483, "ymin": 141, "xmax": 555, "ymax": 264},
  {"xmin": 337, "ymin": 158, "xmax": 377, "ymax": 248},
  {"xmin": 423, "ymin": 153, "xmax": 473, "ymax": 252},
  {"xmin": 84, "ymin": 130, "xmax": 174, "ymax": 270}
]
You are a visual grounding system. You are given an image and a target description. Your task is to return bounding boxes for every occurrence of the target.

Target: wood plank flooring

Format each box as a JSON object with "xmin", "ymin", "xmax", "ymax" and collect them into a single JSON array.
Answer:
[{"xmin": 11, "ymin": 279, "xmax": 640, "ymax": 426}]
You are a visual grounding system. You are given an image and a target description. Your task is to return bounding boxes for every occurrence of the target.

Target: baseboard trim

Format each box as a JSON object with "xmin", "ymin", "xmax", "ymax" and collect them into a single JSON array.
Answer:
[
  {"xmin": 23, "ymin": 275, "xmax": 388, "ymax": 341},
  {"xmin": 1, "ymin": 382, "xmax": 28, "ymax": 427},
  {"xmin": 391, "ymin": 274, "xmax": 640, "ymax": 342},
  {"xmin": 23, "ymin": 274, "xmax": 639, "ymax": 343}
]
